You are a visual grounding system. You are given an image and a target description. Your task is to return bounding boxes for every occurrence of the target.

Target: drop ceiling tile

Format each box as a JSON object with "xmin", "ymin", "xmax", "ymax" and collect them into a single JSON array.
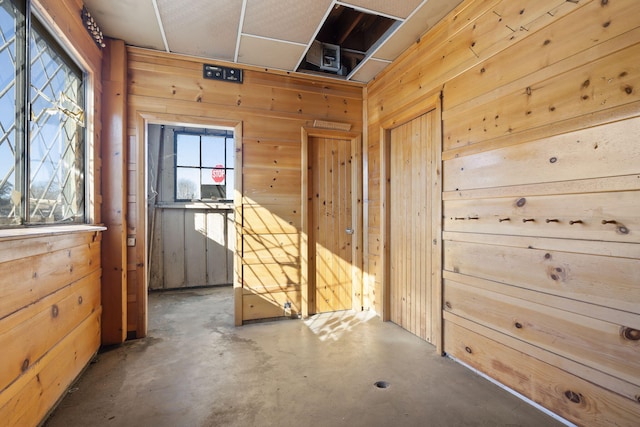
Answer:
[
  {"xmin": 374, "ymin": 0, "xmax": 462, "ymax": 61},
  {"xmin": 349, "ymin": 58, "xmax": 390, "ymax": 83},
  {"xmin": 243, "ymin": 0, "xmax": 333, "ymax": 43},
  {"xmin": 237, "ymin": 36, "xmax": 307, "ymax": 71},
  {"xmin": 84, "ymin": 0, "xmax": 165, "ymax": 50},
  {"xmin": 344, "ymin": 0, "xmax": 423, "ymax": 19},
  {"xmin": 157, "ymin": 0, "xmax": 241, "ymax": 60}
]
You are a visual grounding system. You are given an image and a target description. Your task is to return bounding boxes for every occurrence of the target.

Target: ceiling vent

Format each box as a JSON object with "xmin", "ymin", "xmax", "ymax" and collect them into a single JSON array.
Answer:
[{"xmin": 297, "ymin": 4, "xmax": 399, "ymax": 78}]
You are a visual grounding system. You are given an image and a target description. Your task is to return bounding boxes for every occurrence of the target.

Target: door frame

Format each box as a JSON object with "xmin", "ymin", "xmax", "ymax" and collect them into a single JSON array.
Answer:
[
  {"xmin": 138, "ymin": 112, "xmax": 244, "ymax": 332},
  {"xmin": 301, "ymin": 127, "xmax": 363, "ymax": 317},
  {"xmin": 379, "ymin": 91, "xmax": 443, "ymax": 353}
]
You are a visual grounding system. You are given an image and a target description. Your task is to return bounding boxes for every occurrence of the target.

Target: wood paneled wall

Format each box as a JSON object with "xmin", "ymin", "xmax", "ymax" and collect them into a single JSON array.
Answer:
[
  {"xmin": 366, "ymin": 0, "xmax": 640, "ymax": 425},
  {"xmin": 0, "ymin": 0, "xmax": 104, "ymax": 425},
  {"xmin": 126, "ymin": 48, "xmax": 363, "ymax": 329}
]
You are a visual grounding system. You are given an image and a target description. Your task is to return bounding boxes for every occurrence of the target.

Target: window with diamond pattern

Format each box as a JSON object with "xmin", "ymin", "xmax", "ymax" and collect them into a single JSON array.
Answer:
[{"xmin": 0, "ymin": 0, "xmax": 86, "ymax": 226}]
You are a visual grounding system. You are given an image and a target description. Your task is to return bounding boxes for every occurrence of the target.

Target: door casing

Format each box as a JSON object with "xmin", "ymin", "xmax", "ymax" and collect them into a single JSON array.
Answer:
[
  {"xmin": 379, "ymin": 91, "xmax": 443, "ymax": 353},
  {"xmin": 301, "ymin": 127, "xmax": 362, "ymax": 317}
]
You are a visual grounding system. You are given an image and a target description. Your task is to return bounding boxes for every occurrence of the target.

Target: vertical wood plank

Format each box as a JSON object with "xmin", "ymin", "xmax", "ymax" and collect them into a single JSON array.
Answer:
[
  {"xmin": 100, "ymin": 38, "xmax": 127, "ymax": 345},
  {"xmin": 162, "ymin": 209, "xmax": 186, "ymax": 288}
]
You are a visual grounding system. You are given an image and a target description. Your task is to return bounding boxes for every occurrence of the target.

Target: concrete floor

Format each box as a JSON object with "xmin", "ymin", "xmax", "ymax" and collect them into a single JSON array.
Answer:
[{"xmin": 46, "ymin": 287, "xmax": 564, "ymax": 427}]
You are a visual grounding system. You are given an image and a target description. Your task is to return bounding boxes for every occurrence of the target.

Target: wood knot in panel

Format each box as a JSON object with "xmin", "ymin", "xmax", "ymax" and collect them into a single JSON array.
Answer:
[
  {"xmin": 22, "ymin": 358, "xmax": 30, "ymax": 372},
  {"xmin": 621, "ymin": 327, "xmax": 640, "ymax": 341},
  {"xmin": 51, "ymin": 304, "xmax": 59, "ymax": 318},
  {"xmin": 516, "ymin": 198, "xmax": 526, "ymax": 207},
  {"xmin": 547, "ymin": 266, "xmax": 567, "ymax": 282},
  {"xmin": 564, "ymin": 390, "xmax": 583, "ymax": 404}
]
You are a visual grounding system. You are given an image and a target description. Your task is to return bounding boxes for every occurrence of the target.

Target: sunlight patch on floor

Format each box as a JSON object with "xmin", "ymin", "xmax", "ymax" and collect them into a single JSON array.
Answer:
[{"xmin": 303, "ymin": 310, "xmax": 377, "ymax": 341}]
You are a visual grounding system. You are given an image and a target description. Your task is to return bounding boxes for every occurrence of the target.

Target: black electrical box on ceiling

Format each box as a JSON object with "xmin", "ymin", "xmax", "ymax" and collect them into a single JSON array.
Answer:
[{"xmin": 203, "ymin": 64, "xmax": 243, "ymax": 83}]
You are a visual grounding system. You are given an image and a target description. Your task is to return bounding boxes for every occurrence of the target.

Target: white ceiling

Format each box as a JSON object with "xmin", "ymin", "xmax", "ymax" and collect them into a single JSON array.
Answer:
[{"xmin": 83, "ymin": 0, "xmax": 463, "ymax": 83}]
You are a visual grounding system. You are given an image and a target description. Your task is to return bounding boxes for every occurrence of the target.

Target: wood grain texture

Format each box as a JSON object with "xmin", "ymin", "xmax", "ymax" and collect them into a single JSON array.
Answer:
[
  {"xmin": 445, "ymin": 319, "xmax": 640, "ymax": 427},
  {"xmin": 389, "ymin": 113, "xmax": 433, "ymax": 342},
  {"xmin": 0, "ymin": 3, "xmax": 103, "ymax": 425},
  {"xmin": 128, "ymin": 47, "xmax": 363, "ymax": 325},
  {"xmin": 367, "ymin": 0, "xmax": 640, "ymax": 423},
  {"xmin": 310, "ymin": 136, "xmax": 354, "ymax": 313},
  {"xmin": 101, "ymin": 38, "xmax": 128, "ymax": 345}
]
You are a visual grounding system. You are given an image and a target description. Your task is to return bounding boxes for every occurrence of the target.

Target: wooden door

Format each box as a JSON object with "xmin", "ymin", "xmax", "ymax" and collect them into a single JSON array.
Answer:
[
  {"xmin": 389, "ymin": 111, "xmax": 438, "ymax": 343},
  {"xmin": 309, "ymin": 136, "xmax": 354, "ymax": 313}
]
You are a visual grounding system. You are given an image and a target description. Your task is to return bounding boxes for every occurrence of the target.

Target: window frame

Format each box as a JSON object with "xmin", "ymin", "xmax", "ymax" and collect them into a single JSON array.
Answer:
[
  {"xmin": 0, "ymin": 0, "xmax": 89, "ymax": 227},
  {"xmin": 173, "ymin": 129, "xmax": 235, "ymax": 203}
]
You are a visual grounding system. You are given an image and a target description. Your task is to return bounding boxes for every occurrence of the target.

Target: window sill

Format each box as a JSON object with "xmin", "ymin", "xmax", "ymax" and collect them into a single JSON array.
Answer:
[{"xmin": 0, "ymin": 224, "xmax": 107, "ymax": 242}]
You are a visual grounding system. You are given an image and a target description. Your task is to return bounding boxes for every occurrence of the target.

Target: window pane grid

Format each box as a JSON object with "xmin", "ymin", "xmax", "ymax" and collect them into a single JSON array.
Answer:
[
  {"xmin": 175, "ymin": 131, "xmax": 234, "ymax": 201},
  {"xmin": 27, "ymin": 21, "xmax": 85, "ymax": 223}
]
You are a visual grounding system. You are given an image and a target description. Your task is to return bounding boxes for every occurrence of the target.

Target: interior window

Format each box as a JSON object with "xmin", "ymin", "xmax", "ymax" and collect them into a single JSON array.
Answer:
[{"xmin": 175, "ymin": 130, "xmax": 234, "ymax": 201}]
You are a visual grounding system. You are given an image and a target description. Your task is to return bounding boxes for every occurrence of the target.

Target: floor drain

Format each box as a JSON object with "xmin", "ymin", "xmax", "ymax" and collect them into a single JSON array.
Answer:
[{"xmin": 374, "ymin": 381, "xmax": 390, "ymax": 389}]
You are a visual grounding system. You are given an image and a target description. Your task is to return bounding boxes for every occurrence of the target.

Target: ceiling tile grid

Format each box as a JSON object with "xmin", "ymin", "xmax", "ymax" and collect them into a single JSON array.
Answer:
[
  {"xmin": 242, "ymin": 0, "xmax": 333, "ymax": 44},
  {"xmin": 237, "ymin": 35, "xmax": 307, "ymax": 71},
  {"xmin": 157, "ymin": 0, "xmax": 242, "ymax": 61},
  {"xmin": 84, "ymin": 0, "xmax": 464, "ymax": 83},
  {"xmin": 84, "ymin": 0, "xmax": 166, "ymax": 51}
]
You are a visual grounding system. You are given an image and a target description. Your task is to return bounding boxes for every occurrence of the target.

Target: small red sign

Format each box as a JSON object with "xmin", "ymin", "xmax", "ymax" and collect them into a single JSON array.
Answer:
[{"xmin": 212, "ymin": 165, "xmax": 225, "ymax": 183}]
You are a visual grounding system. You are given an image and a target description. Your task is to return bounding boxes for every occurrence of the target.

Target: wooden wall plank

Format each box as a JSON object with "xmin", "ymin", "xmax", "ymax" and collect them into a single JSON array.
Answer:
[
  {"xmin": 0, "ymin": 241, "xmax": 101, "ymax": 320},
  {"xmin": 101, "ymin": 38, "xmax": 128, "ymax": 345},
  {"xmin": 443, "ymin": 42, "xmax": 640, "ymax": 150},
  {"xmin": 444, "ymin": 190, "xmax": 640, "ymax": 243},
  {"xmin": 445, "ymin": 0, "xmax": 640, "ymax": 110},
  {"xmin": 367, "ymin": 0, "xmax": 640, "ymax": 423},
  {"xmin": 444, "ymin": 116, "xmax": 640, "ymax": 191},
  {"xmin": 184, "ymin": 211, "xmax": 208, "ymax": 286},
  {"xmin": 444, "ymin": 279, "xmax": 640, "ymax": 386},
  {"xmin": 162, "ymin": 209, "xmax": 186, "ymax": 288},
  {"xmin": 0, "ymin": 270, "xmax": 101, "ymax": 394},
  {"xmin": 242, "ymin": 290, "xmax": 301, "ymax": 320},
  {"xmin": 206, "ymin": 211, "xmax": 231, "ymax": 285},
  {"xmin": 242, "ymin": 205, "xmax": 300, "ymax": 235},
  {"xmin": 0, "ymin": 310, "xmax": 101, "ymax": 426},
  {"xmin": 242, "ymin": 263, "xmax": 300, "ymax": 293},
  {"xmin": 242, "ymin": 233, "xmax": 299, "ymax": 265},
  {"xmin": 444, "ymin": 239, "xmax": 639, "ymax": 314},
  {"xmin": 445, "ymin": 319, "xmax": 640, "ymax": 427}
]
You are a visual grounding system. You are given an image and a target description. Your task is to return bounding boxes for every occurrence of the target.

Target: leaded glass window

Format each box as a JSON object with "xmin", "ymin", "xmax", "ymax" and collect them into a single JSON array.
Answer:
[{"xmin": 0, "ymin": 0, "xmax": 86, "ymax": 227}]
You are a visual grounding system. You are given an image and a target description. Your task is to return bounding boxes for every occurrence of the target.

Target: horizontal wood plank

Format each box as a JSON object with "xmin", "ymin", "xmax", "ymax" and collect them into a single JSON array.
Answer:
[
  {"xmin": 443, "ymin": 190, "xmax": 640, "ymax": 243},
  {"xmin": 242, "ymin": 233, "xmax": 299, "ymax": 265},
  {"xmin": 443, "ymin": 240, "xmax": 639, "ymax": 313},
  {"xmin": 444, "ymin": 279, "xmax": 640, "ymax": 386},
  {"xmin": 0, "ymin": 309, "xmax": 101, "ymax": 425},
  {"xmin": 0, "ymin": 241, "xmax": 101, "ymax": 320},
  {"xmin": 444, "ymin": 116, "xmax": 640, "ymax": 191},
  {"xmin": 444, "ymin": 319, "xmax": 640, "ymax": 427},
  {"xmin": 242, "ymin": 205, "xmax": 301, "ymax": 234},
  {"xmin": 242, "ymin": 290, "xmax": 301, "ymax": 320}
]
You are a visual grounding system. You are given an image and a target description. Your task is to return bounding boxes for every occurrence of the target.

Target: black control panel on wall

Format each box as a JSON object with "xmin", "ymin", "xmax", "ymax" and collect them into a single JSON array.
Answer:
[{"xmin": 203, "ymin": 64, "xmax": 243, "ymax": 83}]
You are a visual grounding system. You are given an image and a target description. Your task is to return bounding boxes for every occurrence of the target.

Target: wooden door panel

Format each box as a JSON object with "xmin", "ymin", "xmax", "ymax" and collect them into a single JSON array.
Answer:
[
  {"xmin": 311, "ymin": 136, "xmax": 353, "ymax": 313},
  {"xmin": 389, "ymin": 111, "xmax": 436, "ymax": 342}
]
